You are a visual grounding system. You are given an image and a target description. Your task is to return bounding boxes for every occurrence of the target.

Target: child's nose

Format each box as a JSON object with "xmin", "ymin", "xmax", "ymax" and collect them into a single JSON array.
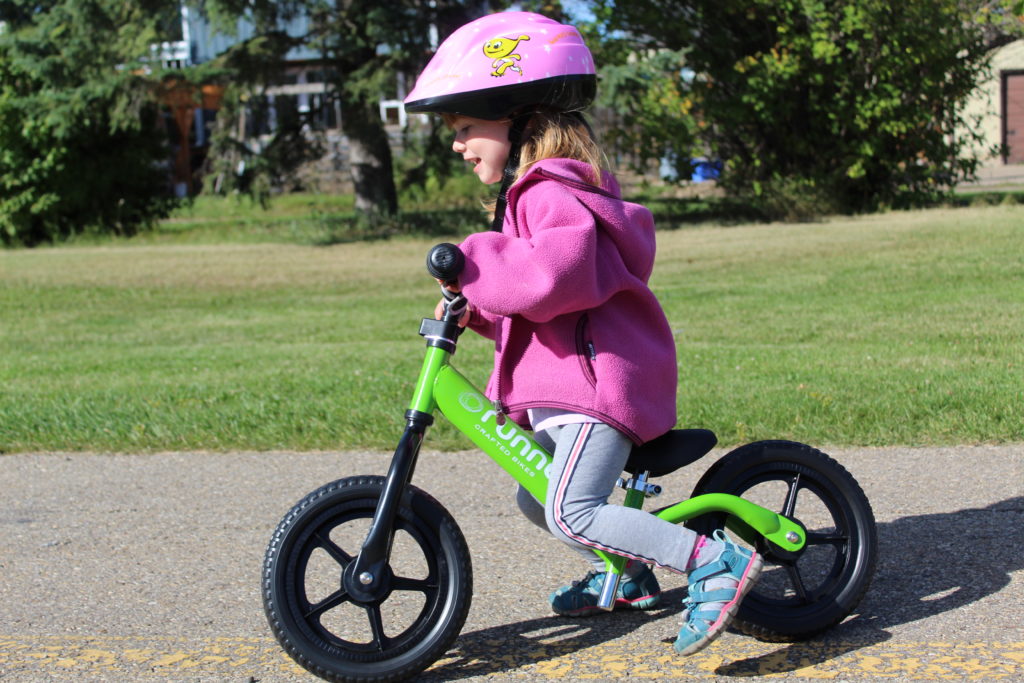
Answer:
[{"xmin": 452, "ymin": 138, "xmax": 466, "ymax": 153}]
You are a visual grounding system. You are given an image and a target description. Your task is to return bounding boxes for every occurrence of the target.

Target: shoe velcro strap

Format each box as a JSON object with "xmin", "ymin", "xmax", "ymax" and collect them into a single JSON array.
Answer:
[
  {"xmin": 685, "ymin": 607, "xmax": 726, "ymax": 627},
  {"xmin": 688, "ymin": 558, "xmax": 729, "ymax": 583},
  {"xmin": 687, "ymin": 587, "xmax": 737, "ymax": 604},
  {"xmin": 721, "ymin": 548, "xmax": 747, "ymax": 565}
]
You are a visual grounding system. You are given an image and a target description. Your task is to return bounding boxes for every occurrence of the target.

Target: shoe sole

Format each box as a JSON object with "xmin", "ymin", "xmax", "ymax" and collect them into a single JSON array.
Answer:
[
  {"xmin": 673, "ymin": 552, "xmax": 764, "ymax": 656},
  {"xmin": 553, "ymin": 593, "xmax": 661, "ymax": 618}
]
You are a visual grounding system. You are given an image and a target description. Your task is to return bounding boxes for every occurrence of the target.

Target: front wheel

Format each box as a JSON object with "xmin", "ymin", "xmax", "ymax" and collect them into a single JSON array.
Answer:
[
  {"xmin": 688, "ymin": 441, "xmax": 877, "ymax": 641},
  {"xmin": 263, "ymin": 476, "xmax": 472, "ymax": 682}
]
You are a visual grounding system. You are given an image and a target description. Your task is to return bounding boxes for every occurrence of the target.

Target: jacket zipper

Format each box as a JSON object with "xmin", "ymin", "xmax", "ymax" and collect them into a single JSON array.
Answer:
[
  {"xmin": 492, "ymin": 317, "xmax": 508, "ymax": 425},
  {"xmin": 492, "ymin": 399, "xmax": 506, "ymax": 425}
]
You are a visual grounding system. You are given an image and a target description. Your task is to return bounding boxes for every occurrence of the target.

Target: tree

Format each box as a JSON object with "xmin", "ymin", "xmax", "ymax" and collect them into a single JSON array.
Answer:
[
  {"xmin": 976, "ymin": 0, "xmax": 1024, "ymax": 49},
  {"xmin": 591, "ymin": 48, "xmax": 697, "ymax": 181},
  {"xmin": 196, "ymin": 1, "xmax": 492, "ymax": 216},
  {"xmin": 597, "ymin": 0, "xmax": 1010, "ymax": 217},
  {"xmin": 0, "ymin": 0, "xmax": 180, "ymax": 245},
  {"xmin": 570, "ymin": 4, "xmax": 699, "ymax": 181}
]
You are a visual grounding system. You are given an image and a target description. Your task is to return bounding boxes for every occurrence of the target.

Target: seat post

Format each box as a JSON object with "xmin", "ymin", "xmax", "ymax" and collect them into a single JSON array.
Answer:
[
  {"xmin": 617, "ymin": 470, "xmax": 662, "ymax": 506},
  {"xmin": 597, "ymin": 570, "xmax": 622, "ymax": 610},
  {"xmin": 598, "ymin": 475, "xmax": 657, "ymax": 611}
]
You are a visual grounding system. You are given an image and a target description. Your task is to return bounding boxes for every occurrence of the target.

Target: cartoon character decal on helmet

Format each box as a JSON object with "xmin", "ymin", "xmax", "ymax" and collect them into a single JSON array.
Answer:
[{"xmin": 484, "ymin": 34, "xmax": 531, "ymax": 77}]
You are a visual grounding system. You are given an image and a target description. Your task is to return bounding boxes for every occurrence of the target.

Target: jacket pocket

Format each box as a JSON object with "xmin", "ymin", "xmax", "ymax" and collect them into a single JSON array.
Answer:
[{"xmin": 575, "ymin": 313, "xmax": 598, "ymax": 388}]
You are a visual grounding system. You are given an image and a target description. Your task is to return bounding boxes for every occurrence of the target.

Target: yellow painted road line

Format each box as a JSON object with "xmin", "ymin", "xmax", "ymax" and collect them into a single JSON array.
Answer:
[
  {"xmin": 0, "ymin": 636, "xmax": 306, "ymax": 678},
  {"xmin": 0, "ymin": 638, "xmax": 303, "ymax": 679},
  {"xmin": 0, "ymin": 635, "xmax": 1022, "ymax": 679}
]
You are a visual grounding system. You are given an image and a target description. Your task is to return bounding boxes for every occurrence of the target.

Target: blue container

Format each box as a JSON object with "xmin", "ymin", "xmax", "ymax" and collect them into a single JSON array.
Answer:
[{"xmin": 690, "ymin": 159, "xmax": 722, "ymax": 182}]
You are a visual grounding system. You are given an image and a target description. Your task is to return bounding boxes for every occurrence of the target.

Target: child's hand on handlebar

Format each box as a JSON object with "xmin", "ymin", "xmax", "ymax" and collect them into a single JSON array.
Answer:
[
  {"xmin": 435, "ymin": 278, "xmax": 461, "ymax": 293},
  {"xmin": 434, "ymin": 280, "xmax": 471, "ymax": 327},
  {"xmin": 434, "ymin": 296, "xmax": 472, "ymax": 327}
]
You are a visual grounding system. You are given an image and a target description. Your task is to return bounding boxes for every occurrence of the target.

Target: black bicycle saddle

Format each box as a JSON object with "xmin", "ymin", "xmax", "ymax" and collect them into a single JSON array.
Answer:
[{"xmin": 624, "ymin": 429, "xmax": 717, "ymax": 477}]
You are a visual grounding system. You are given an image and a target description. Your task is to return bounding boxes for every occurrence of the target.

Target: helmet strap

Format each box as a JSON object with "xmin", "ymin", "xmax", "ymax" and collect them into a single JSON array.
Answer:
[{"xmin": 490, "ymin": 114, "xmax": 531, "ymax": 232}]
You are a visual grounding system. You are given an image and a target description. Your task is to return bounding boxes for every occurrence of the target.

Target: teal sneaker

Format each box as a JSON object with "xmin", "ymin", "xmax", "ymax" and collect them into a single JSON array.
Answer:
[
  {"xmin": 674, "ymin": 530, "xmax": 763, "ymax": 656},
  {"xmin": 550, "ymin": 565, "xmax": 661, "ymax": 617}
]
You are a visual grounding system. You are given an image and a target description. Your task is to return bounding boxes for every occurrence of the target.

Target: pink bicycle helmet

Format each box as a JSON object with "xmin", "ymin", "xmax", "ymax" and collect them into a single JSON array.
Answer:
[{"xmin": 404, "ymin": 11, "xmax": 596, "ymax": 120}]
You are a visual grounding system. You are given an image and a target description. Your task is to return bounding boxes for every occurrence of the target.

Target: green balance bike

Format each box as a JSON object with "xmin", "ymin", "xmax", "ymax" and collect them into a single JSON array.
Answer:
[{"xmin": 263, "ymin": 244, "xmax": 878, "ymax": 682}]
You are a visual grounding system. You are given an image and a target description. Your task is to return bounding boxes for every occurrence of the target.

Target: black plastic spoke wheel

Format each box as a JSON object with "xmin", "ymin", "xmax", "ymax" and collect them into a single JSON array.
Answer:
[
  {"xmin": 263, "ymin": 476, "xmax": 472, "ymax": 682},
  {"xmin": 688, "ymin": 441, "xmax": 877, "ymax": 641}
]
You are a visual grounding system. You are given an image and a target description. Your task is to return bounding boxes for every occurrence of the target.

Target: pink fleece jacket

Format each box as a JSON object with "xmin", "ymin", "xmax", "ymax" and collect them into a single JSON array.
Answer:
[{"xmin": 458, "ymin": 158, "xmax": 678, "ymax": 444}]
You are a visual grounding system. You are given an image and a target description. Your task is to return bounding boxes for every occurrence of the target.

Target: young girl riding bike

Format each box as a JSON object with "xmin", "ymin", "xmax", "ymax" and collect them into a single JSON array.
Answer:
[{"xmin": 404, "ymin": 11, "xmax": 762, "ymax": 656}]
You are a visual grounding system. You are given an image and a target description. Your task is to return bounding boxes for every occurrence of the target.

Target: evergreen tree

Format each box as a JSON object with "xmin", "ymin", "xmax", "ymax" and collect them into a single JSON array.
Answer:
[{"xmin": 0, "ymin": 0, "xmax": 179, "ymax": 245}]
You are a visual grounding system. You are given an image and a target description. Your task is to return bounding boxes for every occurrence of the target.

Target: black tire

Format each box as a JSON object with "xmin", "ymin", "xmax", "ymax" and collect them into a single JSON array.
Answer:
[
  {"xmin": 688, "ymin": 441, "xmax": 876, "ymax": 641},
  {"xmin": 263, "ymin": 476, "xmax": 472, "ymax": 682}
]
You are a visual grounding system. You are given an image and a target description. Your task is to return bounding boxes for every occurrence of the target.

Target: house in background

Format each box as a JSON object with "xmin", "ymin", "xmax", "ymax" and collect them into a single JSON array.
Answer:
[
  {"xmin": 963, "ymin": 38, "xmax": 1024, "ymax": 185},
  {"xmin": 152, "ymin": 5, "xmax": 410, "ymax": 196},
  {"xmin": 158, "ymin": 7, "xmax": 1024, "ymax": 194}
]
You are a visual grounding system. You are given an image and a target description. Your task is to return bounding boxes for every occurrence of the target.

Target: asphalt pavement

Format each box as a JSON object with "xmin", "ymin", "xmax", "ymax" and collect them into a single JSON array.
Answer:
[{"xmin": 1, "ymin": 444, "xmax": 1021, "ymax": 681}]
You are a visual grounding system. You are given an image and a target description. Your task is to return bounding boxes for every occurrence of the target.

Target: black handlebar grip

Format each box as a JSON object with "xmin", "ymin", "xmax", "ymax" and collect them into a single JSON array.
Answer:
[{"xmin": 426, "ymin": 243, "xmax": 465, "ymax": 284}]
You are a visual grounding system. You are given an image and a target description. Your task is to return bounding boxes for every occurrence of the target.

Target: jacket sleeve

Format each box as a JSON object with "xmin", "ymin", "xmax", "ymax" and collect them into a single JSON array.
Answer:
[
  {"xmin": 458, "ymin": 181, "xmax": 640, "ymax": 322},
  {"xmin": 465, "ymin": 305, "xmax": 498, "ymax": 340}
]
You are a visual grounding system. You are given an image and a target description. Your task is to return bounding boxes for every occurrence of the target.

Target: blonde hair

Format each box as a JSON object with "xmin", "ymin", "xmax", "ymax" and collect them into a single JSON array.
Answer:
[{"xmin": 517, "ymin": 109, "xmax": 605, "ymax": 185}]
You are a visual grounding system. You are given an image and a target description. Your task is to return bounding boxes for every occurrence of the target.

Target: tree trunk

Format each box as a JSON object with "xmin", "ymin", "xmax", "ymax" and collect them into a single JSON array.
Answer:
[{"xmin": 341, "ymin": 97, "xmax": 398, "ymax": 215}]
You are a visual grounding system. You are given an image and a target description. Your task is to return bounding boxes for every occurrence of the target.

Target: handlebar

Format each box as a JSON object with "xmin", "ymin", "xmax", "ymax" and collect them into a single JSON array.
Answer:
[
  {"xmin": 426, "ymin": 243, "xmax": 468, "ymax": 324},
  {"xmin": 426, "ymin": 243, "xmax": 464, "ymax": 286}
]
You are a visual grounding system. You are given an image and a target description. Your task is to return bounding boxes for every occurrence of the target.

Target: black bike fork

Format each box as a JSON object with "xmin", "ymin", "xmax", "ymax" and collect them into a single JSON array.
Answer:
[{"xmin": 344, "ymin": 410, "xmax": 433, "ymax": 603}]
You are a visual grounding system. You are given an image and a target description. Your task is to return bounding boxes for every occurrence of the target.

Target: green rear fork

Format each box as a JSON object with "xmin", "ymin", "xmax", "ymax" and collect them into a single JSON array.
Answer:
[{"xmin": 593, "ymin": 488, "xmax": 805, "ymax": 580}]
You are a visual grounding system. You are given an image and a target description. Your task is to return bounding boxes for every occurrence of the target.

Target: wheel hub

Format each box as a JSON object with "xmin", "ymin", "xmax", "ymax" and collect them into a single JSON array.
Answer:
[
  {"xmin": 760, "ymin": 517, "xmax": 808, "ymax": 564},
  {"xmin": 343, "ymin": 560, "xmax": 393, "ymax": 604}
]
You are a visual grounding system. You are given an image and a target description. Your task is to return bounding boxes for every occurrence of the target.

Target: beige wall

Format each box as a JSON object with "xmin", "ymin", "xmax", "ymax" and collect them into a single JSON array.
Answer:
[{"xmin": 962, "ymin": 39, "xmax": 1024, "ymax": 165}]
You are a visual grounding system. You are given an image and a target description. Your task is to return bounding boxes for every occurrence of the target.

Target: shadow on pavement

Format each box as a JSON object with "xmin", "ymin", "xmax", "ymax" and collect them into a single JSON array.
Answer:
[
  {"xmin": 419, "ymin": 586, "xmax": 688, "ymax": 681},
  {"xmin": 423, "ymin": 497, "xmax": 1023, "ymax": 679},
  {"xmin": 716, "ymin": 496, "xmax": 1024, "ymax": 676}
]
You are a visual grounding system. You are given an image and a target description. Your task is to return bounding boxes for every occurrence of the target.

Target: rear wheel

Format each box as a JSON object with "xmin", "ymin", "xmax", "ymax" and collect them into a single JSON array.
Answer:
[
  {"xmin": 263, "ymin": 476, "xmax": 472, "ymax": 681},
  {"xmin": 688, "ymin": 441, "xmax": 876, "ymax": 641}
]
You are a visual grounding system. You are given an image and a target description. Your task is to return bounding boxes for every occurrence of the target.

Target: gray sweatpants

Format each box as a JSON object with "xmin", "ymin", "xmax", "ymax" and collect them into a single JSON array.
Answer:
[{"xmin": 516, "ymin": 422, "xmax": 700, "ymax": 575}]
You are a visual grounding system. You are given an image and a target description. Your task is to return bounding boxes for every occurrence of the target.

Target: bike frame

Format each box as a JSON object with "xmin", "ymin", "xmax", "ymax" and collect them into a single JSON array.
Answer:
[{"xmin": 347, "ymin": 311, "xmax": 805, "ymax": 604}]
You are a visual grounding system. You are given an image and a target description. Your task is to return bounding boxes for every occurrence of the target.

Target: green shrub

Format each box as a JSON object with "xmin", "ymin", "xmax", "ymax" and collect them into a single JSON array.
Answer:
[{"xmin": 0, "ymin": 1, "xmax": 179, "ymax": 246}]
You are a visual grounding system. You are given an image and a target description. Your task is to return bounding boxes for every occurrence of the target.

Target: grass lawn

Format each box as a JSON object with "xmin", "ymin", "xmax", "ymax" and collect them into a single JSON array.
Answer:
[{"xmin": 1, "ymin": 203, "xmax": 1020, "ymax": 452}]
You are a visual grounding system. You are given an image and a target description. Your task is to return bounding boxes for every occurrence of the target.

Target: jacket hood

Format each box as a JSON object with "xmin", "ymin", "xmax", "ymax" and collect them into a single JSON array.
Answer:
[{"xmin": 506, "ymin": 158, "xmax": 657, "ymax": 282}]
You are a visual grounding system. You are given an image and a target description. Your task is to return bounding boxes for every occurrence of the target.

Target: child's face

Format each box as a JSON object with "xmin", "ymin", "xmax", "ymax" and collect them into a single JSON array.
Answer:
[{"xmin": 450, "ymin": 116, "xmax": 512, "ymax": 185}]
